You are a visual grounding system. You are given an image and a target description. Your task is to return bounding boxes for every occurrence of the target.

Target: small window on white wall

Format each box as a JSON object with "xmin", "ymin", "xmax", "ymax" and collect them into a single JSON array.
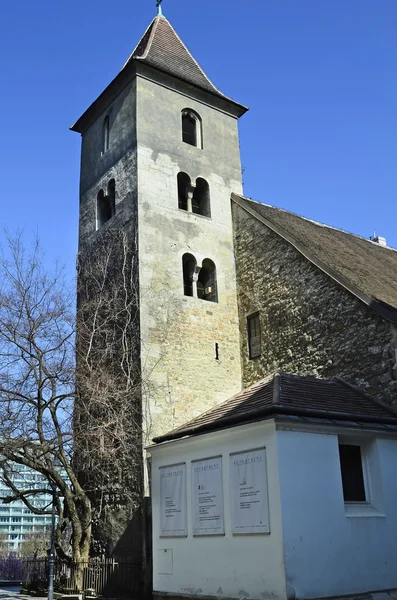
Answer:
[
  {"xmin": 337, "ymin": 438, "xmax": 385, "ymax": 517},
  {"xmin": 338, "ymin": 444, "xmax": 366, "ymax": 502}
]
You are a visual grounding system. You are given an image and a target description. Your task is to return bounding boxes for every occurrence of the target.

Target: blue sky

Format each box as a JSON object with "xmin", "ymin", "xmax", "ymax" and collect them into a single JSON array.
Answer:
[{"xmin": 0, "ymin": 0, "xmax": 396, "ymax": 277}]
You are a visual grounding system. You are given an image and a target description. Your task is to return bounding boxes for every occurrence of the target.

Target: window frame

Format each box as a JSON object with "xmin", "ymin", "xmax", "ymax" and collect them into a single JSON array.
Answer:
[
  {"xmin": 338, "ymin": 443, "xmax": 367, "ymax": 503},
  {"xmin": 337, "ymin": 436, "xmax": 385, "ymax": 518},
  {"xmin": 102, "ymin": 115, "xmax": 110, "ymax": 155},
  {"xmin": 181, "ymin": 109, "xmax": 203, "ymax": 149},
  {"xmin": 247, "ymin": 312, "xmax": 261, "ymax": 359}
]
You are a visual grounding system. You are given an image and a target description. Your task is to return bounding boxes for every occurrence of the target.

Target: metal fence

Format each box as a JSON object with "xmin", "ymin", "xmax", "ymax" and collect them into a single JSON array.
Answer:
[{"xmin": 23, "ymin": 557, "xmax": 143, "ymax": 598}]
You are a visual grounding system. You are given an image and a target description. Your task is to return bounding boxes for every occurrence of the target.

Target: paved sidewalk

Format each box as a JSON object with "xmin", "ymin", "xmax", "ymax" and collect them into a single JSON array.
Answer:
[{"xmin": 0, "ymin": 588, "xmax": 45, "ymax": 600}]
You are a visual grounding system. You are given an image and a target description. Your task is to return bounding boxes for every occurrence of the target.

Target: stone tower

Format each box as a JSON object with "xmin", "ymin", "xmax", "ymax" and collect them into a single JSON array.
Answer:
[{"xmin": 71, "ymin": 12, "xmax": 247, "ymax": 557}]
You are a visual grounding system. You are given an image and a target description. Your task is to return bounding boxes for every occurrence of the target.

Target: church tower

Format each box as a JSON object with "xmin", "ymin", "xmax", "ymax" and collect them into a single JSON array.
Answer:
[{"xmin": 71, "ymin": 10, "xmax": 247, "ymax": 557}]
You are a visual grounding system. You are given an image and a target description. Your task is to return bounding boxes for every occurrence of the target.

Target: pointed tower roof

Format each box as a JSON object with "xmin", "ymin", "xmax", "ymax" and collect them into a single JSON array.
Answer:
[
  {"xmin": 71, "ymin": 15, "xmax": 247, "ymax": 133},
  {"xmin": 122, "ymin": 15, "xmax": 227, "ymax": 98}
]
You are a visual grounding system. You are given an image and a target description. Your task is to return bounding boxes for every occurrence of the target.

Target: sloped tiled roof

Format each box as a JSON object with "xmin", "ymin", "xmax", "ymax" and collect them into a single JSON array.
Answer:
[
  {"xmin": 123, "ymin": 16, "xmax": 226, "ymax": 98},
  {"xmin": 232, "ymin": 193, "xmax": 397, "ymax": 323},
  {"xmin": 153, "ymin": 374, "xmax": 397, "ymax": 443},
  {"xmin": 71, "ymin": 15, "xmax": 247, "ymax": 133}
]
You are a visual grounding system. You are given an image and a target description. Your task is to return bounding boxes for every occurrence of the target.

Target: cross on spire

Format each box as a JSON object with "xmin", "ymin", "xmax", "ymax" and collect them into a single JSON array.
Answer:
[{"xmin": 156, "ymin": 0, "xmax": 163, "ymax": 16}]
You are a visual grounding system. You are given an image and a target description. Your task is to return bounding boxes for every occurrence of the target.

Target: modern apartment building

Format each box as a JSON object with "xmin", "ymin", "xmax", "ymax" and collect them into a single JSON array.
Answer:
[{"xmin": 0, "ymin": 465, "xmax": 53, "ymax": 555}]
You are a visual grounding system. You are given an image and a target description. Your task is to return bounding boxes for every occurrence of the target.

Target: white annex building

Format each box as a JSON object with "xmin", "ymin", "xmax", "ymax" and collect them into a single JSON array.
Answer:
[{"xmin": 148, "ymin": 374, "xmax": 397, "ymax": 600}]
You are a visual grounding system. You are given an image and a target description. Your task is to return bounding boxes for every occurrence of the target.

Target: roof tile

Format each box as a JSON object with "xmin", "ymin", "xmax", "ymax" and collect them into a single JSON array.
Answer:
[
  {"xmin": 123, "ymin": 16, "xmax": 226, "ymax": 98},
  {"xmin": 153, "ymin": 373, "xmax": 397, "ymax": 443},
  {"xmin": 233, "ymin": 194, "xmax": 397, "ymax": 315}
]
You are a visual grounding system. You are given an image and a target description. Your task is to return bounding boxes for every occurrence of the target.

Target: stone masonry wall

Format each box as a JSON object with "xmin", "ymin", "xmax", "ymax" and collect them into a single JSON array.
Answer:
[
  {"xmin": 76, "ymin": 79, "xmax": 142, "ymax": 560},
  {"xmin": 136, "ymin": 75, "xmax": 244, "ymax": 446},
  {"xmin": 233, "ymin": 203, "xmax": 397, "ymax": 408}
]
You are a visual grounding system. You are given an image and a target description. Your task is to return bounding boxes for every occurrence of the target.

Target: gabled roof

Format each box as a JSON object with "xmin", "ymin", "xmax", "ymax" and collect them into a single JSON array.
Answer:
[
  {"xmin": 232, "ymin": 193, "xmax": 397, "ymax": 324},
  {"xmin": 152, "ymin": 373, "xmax": 397, "ymax": 444}
]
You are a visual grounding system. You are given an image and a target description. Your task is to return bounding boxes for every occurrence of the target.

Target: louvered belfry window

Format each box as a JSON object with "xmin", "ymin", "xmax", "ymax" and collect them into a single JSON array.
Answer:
[{"xmin": 247, "ymin": 312, "xmax": 261, "ymax": 359}]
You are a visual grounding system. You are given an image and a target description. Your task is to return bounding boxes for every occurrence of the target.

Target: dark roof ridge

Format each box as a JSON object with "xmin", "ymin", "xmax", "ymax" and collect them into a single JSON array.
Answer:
[
  {"xmin": 124, "ymin": 16, "xmax": 157, "ymax": 63},
  {"xmin": 233, "ymin": 194, "xmax": 396, "ymax": 253},
  {"xmin": 232, "ymin": 193, "xmax": 397, "ymax": 324}
]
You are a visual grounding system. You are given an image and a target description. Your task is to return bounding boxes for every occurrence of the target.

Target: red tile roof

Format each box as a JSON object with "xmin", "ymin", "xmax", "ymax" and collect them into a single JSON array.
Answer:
[{"xmin": 152, "ymin": 374, "xmax": 397, "ymax": 443}]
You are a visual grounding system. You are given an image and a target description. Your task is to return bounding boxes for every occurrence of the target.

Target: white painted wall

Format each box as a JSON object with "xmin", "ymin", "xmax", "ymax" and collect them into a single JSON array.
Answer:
[
  {"xmin": 276, "ymin": 426, "xmax": 397, "ymax": 599},
  {"xmin": 148, "ymin": 420, "xmax": 287, "ymax": 600}
]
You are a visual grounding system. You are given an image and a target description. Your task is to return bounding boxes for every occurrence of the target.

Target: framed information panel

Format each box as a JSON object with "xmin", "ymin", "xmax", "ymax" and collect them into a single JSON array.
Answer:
[
  {"xmin": 230, "ymin": 448, "xmax": 270, "ymax": 534},
  {"xmin": 160, "ymin": 463, "xmax": 187, "ymax": 537},
  {"xmin": 192, "ymin": 456, "xmax": 224, "ymax": 536}
]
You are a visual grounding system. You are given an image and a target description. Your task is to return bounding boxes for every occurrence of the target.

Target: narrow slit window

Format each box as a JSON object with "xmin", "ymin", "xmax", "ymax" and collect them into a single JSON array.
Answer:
[
  {"xmin": 339, "ymin": 444, "xmax": 366, "ymax": 502},
  {"xmin": 197, "ymin": 259, "xmax": 217, "ymax": 303},
  {"xmin": 102, "ymin": 115, "xmax": 110, "ymax": 154},
  {"xmin": 247, "ymin": 312, "xmax": 261, "ymax": 359},
  {"xmin": 182, "ymin": 253, "xmax": 197, "ymax": 297}
]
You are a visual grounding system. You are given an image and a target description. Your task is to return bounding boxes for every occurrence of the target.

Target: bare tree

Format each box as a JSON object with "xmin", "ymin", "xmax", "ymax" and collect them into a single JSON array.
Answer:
[
  {"xmin": 75, "ymin": 227, "xmax": 143, "ymax": 558},
  {"xmin": 0, "ymin": 227, "xmax": 145, "ymax": 572},
  {"xmin": 0, "ymin": 232, "xmax": 91, "ymax": 567}
]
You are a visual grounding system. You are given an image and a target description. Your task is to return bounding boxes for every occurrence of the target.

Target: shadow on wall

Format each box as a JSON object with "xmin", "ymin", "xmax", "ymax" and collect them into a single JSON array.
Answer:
[{"xmin": 103, "ymin": 504, "xmax": 147, "ymax": 598}]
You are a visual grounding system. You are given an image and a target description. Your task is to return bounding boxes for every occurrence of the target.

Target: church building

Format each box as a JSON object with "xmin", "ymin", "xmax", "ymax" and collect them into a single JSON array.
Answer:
[{"xmin": 71, "ymin": 7, "xmax": 397, "ymax": 598}]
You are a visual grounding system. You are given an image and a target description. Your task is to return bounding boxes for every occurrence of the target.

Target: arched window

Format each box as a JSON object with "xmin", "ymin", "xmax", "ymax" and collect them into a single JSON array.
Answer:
[
  {"xmin": 96, "ymin": 180, "xmax": 116, "ymax": 229},
  {"xmin": 192, "ymin": 178, "xmax": 211, "ymax": 217},
  {"xmin": 181, "ymin": 109, "xmax": 202, "ymax": 148},
  {"xmin": 197, "ymin": 259, "xmax": 217, "ymax": 303},
  {"xmin": 182, "ymin": 253, "xmax": 197, "ymax": 297},
  {"xmin": 102, "ymin": 115, "xmax": 110, "ymax": 154},
  {"xmin": 177, "ymin": 172, "xmax": 191, "ymax": 211}
]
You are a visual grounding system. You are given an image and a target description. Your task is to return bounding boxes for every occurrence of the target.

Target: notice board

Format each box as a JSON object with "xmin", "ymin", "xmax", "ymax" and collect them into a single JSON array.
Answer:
[
  {"xmin": 160, "ymin": 463, "xmax": 187, "ymax": 537},
  {"xmin": 230, "ymin": 448, "xmax": 270, "ymax": 534},
  {"xmin": 192, "ymin": 456, "xmax": 224, "ymax": 535}
]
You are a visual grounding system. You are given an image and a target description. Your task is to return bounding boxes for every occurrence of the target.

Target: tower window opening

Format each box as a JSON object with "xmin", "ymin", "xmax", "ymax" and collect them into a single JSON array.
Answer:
[
  {"xmin": 181, "ymin": 109, "xmax": 202, "ymax": 148},
  {"xmin": 192, "ymin": 178, "xmax": 211, "ymax": 217},
  {"xmin": 102, "ymin": 115, "xmax": 110, "ymax": 154},
  {"xmin": 182, "ymin": 253, "xmax": 197, "ymax": 297},
  {"xmin": 96, "ymin": 180, "xmax": 116, "ymax": 229},
  {"xmin": 178, "ymin": 172, "xmax": 191, "ymax": 211},
  {"xmin": 197, "ymin": 259, "xmax": 217, "ymax": 303},
  {"xmin": 247, "ymin": 312, "xmax": 261, "ymax": 359},
  {"xmin": 215, "ymin": 343, "xmax": 219, "ymax": 361}
]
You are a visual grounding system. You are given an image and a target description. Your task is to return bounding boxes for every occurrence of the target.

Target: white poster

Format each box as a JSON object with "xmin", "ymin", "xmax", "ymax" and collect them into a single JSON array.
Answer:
[
  {"xmin": 192, "ymin": 457, "xmax": 224, "ymax": 536},
  {"xmin": 230, "ymin": 448, "xmax": 270, "ymax": 534},
  {"xmin": 160, "ymin": 463, "xmax": 187, "ymax": 537}
]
